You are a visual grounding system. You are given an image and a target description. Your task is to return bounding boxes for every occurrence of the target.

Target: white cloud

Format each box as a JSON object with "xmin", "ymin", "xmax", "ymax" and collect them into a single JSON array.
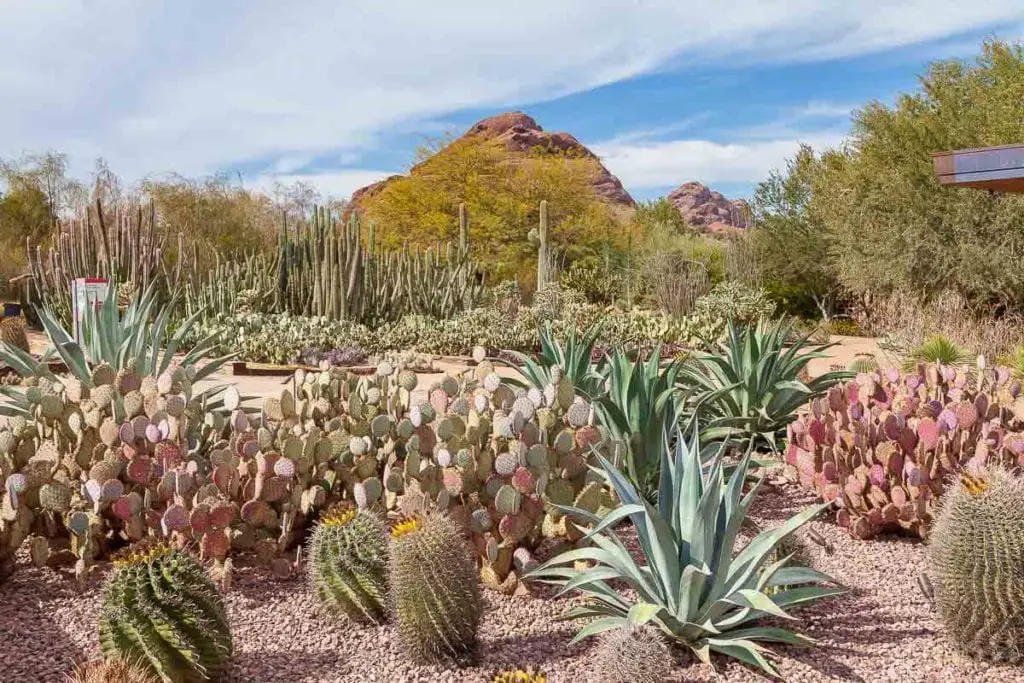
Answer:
[
  {"xmin": 0, "ymin": 1, "xmax": 1021, "ymax": 197},
  {"xmin": 591, "ymin": 130, "xmax": 847, "ymax": 188}
]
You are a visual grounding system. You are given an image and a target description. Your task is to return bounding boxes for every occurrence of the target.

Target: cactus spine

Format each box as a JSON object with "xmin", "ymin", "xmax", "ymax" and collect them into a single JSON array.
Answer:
[
  {"xmin": 389, "ymin": 513, "xmax": 481, "ymax": 665},
  {"xmin": 590, "ymin": 625, "xmax": 673, "ymax": 683},
  {"xmin": 98, "ymin": 540, "xmax": 232, "ymax": 682},
  {"xmin": 928, "ymin": 468, "xmax": 1024, "ymax": 663},
  {"xmin": 64, "ymin": 658, "xmax": 160, "ymax": 683},
  {"xmin": 307, "ymin": 504, "xmax": 389, "ymax": 624}
]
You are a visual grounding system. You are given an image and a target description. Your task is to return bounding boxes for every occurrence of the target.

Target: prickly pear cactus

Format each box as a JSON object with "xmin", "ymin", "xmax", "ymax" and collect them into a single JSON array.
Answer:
[
  {"xmin": 389, "ymin": 513, "xmax": 481, "ymax": 666},
  {"xmin": 98, "ymin": 539, "xmax": 232, "ymax": 683},
  {"xmin": 307, "ymin": 503, "xmax": 389, "ymax": 624},
  {"xmin": 787, "ymin": 360, "xmax": 1024, "ymax": 539},
  {"xmin": 0, "ymin": 465, "xmax": 34, "ymax": 584},
  {"xmin": 590, "ymin": 625, "xmax": 673, "ymax": 683},
  {"xmin": 928, "ymin": 468, "xmax": 1024, "ymax": 662}
]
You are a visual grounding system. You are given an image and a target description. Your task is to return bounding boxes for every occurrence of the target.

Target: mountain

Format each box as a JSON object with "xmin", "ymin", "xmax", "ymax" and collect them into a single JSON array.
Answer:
[
  {"xmin": 347, "ymin": 112, "xmax": 635, "ymax": 212},
  {"xmin": 667, "ymin": 181, "xmax": 750, "ymax": 233}
]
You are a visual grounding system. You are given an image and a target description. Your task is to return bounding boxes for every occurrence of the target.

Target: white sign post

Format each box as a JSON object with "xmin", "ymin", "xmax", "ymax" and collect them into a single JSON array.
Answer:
[{"xmin": 71, "ymin": 278, "xmax": 109, "ymax": 345}]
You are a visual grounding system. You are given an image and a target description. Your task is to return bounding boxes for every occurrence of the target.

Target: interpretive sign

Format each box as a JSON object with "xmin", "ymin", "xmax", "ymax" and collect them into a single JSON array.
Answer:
[{"xmin": 71, "ymin": 278, "xmax": 108, "ymax": 345}]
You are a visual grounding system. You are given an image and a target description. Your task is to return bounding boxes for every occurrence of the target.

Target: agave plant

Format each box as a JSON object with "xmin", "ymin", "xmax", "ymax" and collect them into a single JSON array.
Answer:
[
  {"xmin": 499, "ymin": 320, "xmax": 605, "ymax": 399},
  {"xmin": 902, "ymin": 334, "xmax": 971, "ymax": 371},
  {"xmin": 526, "ymin": 424, "xmax": 843, "ymax": 677},
  {"xmin": 0, "ymin": 278, "xmax": 235, "ymax": 417},
  {"xmin": 594, "ymin": 346, "xmax": 685, "ymax": 502},
  {"xmin": 678, "ymin": 319, "xmax": 851, "ymax": 451}
]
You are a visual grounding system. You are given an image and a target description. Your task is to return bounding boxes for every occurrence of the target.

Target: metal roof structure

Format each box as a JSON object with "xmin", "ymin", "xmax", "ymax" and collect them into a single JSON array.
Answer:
[{"xmin": 932, "ymin": 143, "xmax": 1024, "ymax": 192}]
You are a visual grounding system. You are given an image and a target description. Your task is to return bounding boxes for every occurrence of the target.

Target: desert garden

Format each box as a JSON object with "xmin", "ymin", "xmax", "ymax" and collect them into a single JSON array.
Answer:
[{"xmin": 1, "ymin": 38, "xmax": 1024, "ymax": 683}]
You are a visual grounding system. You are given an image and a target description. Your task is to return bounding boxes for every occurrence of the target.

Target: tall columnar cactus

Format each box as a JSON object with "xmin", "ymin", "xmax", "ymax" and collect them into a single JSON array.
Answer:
[
  {"xmin": 389, "ymin": 513, "xmax": 481, "ymax": 666},
  {"xmin": 98, "ymin": 540, "xmax": 232, "ymax": 683},
  {"xmin": 530, "ymin": 200, "xmax": 551, "ymax": 291},
  {"xmin": 590, "ymin": 625, "xmax": 673, "ymax": 683},
  {"xmin": 928, "ymin": 468, "xmax": 1024, "ymax": 662},
  {"xmin": 307, "ymin": 503, "xmax": 389, "ymax": 624}
]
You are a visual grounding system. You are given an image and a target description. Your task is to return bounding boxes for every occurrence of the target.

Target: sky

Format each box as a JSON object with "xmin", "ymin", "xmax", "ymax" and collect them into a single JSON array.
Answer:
[{"xmin": 1, "ymin": 1, "xmax": 1022, "ymax": 204}]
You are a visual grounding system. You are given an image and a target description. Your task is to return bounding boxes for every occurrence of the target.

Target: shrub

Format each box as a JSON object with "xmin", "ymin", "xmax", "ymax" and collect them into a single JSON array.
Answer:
[
  {"xmin": 527, "ymin": 427, "xmax": 842, "ymax": 677},
  {"xmin": 692, "ymin": 281, "xmax": 775, "ymax": 324},
  {"xmin": 902, "ymin": 335, "xmax": 972, "ymax": 371}
]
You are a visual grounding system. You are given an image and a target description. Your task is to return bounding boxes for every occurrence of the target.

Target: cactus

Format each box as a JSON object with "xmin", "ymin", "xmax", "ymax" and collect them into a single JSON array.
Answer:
[
  {"xmin": 492, "ymin": 669, "xmax": 547, "ymax": 683},
  {"xmin": 788, "ymin": 362, "xmax": 1024, "ymax": 539},
  {"xmin": 389, "ymin": 513, "xmax": 481, "ymax": 666},
  {"xmin": 532, "ymin": 200, "xmax": 551, "ymax": 291},
  {"xmin": 64, "ymin": 658, "xmax": 160, "ymax": 683},
  {"xmin": 307, "ymin": 503, "xmax": 389, "ymax": 624},
  {"xmin": 98, "ymin": 540, "xmax": 232, "ymax": 683},
  {"xmin": 0, "ymin": 316, "xmax": 30, "ymax": 353},
  {"xmin": 590, "ymin": 625, "xmax": 673, "ymax": 683},
  {"xmin": 928, "ymin": 468, "xmax": 1024, "ymax": 662}
]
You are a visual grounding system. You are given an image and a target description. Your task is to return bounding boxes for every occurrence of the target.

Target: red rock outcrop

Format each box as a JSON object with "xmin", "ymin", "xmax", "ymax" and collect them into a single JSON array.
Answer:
[
  {"xmin": 667, "ymin": 181, "xmax": 750, "ymax": 232},
  {"xmin": 346, "ymin": 112, "xmax": 634, "ymax": 211}
]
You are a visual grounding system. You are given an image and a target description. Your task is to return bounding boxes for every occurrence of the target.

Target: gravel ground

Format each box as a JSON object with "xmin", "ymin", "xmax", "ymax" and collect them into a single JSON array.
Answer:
[{"xmin": 2, "ymin": 483, "xmax": 1021, "ymax": 683}]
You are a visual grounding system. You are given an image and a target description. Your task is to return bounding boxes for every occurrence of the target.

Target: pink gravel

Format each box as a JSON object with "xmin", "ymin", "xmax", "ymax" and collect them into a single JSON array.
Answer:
[{"xmin": 3, "ymin": 483, "xmax": 1022, "ymax": 682}]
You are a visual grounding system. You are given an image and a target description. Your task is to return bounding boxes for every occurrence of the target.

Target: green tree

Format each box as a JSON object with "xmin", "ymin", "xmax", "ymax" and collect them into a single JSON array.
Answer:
[
  {"xmin": 360, "ymin": 136, "xmax": 624, "ymax": 286},
  {"xmin": 812, "ymin": 39, "xmax": 1024, "ymax": 313},
  {"xmin": 751, "ymin": 144, "xmax": 842, "ymax": 319}
]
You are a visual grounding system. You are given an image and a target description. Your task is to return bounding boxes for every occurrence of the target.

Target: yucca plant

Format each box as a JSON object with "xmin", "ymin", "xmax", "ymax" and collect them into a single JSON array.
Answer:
[
  {"xmin": 902, "ymin": 334, "xmax": 971, "ymax": 371},
  {"xmin": 594, "ymin": 346, "xmax": 685, "ymax": 503},
  {"xmin": 499, "ymin": 320, "xmax": 605, "ymax": 399},
  {"xmin": 526, "ymin": 424, "xmax": 844, "ymax": 677},
  {"xmin": 678, "ymin": 319, "xmax": 851, "ymax": 451}
]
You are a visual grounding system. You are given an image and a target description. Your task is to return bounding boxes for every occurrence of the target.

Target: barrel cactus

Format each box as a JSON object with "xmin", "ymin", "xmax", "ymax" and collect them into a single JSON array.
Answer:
[
  {"xmin": 389, "ymin": 513, "xmax": 481, "ymax": 665},
  {"xmin": 98, "ymin": 540, "xmax": 232, "ymax": 682},
  {"xmin": 64, "ymin": 658, "xmax": 159, "ymax": 683},
  {"xmin": 492, "ymin": 669, "xmax": 547, "ymax": 683},
  {"xmin": 307, "ymin": 503, "xmax": 389, "ymax": 624},
  {"xmin": 928, "ymin": 468, "xmax": 1024, "ymax": 662},
  {"xmin": 590, "ymin": 625, "xmax": 673, "ymax": 683}
]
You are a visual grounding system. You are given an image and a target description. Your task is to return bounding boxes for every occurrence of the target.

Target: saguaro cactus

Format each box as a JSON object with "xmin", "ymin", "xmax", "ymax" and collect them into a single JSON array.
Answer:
[{"xmin": 533, "ymin": 200, "xmax": 550, "ymax": 290}]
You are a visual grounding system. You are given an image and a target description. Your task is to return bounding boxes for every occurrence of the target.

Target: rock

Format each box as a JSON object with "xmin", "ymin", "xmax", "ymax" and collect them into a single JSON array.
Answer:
[
  {"xmin": 667, "ymin": 181, "xmax": 750, "ymax": 232},
  {"xmin": 345, "ymin": 111, "xmax": 635, "ymax": 217}
]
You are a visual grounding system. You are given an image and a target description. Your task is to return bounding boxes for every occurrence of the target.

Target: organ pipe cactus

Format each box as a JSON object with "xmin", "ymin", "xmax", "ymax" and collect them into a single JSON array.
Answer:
[
  {"xmin": 98, "ymin": 540, "xmax": 232, "ymax": 683},
  {"xmin": 307, "ymin": 503, "xmax": 389, "ymax": 624}
]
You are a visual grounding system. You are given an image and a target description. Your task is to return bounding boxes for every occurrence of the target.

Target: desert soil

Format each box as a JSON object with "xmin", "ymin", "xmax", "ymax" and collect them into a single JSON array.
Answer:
[{"xmin": 2, "ymin": 481, "xmax": 1018, "ymax": 683}]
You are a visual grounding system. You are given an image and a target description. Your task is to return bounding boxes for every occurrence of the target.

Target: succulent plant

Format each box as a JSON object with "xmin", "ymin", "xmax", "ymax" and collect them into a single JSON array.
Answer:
[
  {"xmin": 389, "ymin": 513, "xmax": 481, "ymax": 666},
  {"xmin": 788, "ymin": 360, "xmax": 1024, "ymax": 539},
  {"xmin": 928, "ymin": 468, "xmax": 1024, "ymax": 662},
  {"xmin": 492, "ymin": 668, "xmax": 547, "ymax": 683},
  {"xmin": 64, "ymin": 658, "xmax": 160, "ymax": 683},
  {"xmin": 590, "ymin": 625, "xmax": 673, "ymax": 683},
  {"xmin": 307, "ymin": 503, "xmax": 389, "ymax": 624},
  {"xmin": 98, "ymin": 540, "xmax": 232, "ymax": 683},
  {"xmin": 0, "ymin": 316, "xmax": 30, "ymax": 354}
]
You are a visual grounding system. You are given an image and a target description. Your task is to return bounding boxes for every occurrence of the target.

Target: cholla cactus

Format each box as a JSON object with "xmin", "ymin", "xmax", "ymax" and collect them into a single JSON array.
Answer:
[
  {"xmin": 98, "ymin": 540, "xmax": 232, "ymax": 683},
  {"xmin": 307, "ymin": 503, "xmax": 389, "ymax": 624},
  {"xmin": 389, "ymin": 513, "xmax": 481, "ymax": 666},
  {"xmin": 928, "ymin": 468, "xmax": 1024, "ymax": 662},
  {"xmin": 788, "ymin": 362, "xmax": 1024, "ymax": 539}
]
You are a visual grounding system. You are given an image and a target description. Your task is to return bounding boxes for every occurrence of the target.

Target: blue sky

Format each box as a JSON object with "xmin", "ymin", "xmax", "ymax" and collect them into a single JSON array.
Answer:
[{"xmin": 1, "ymin": 1, "xmax": 1022, "ymax": 205}]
